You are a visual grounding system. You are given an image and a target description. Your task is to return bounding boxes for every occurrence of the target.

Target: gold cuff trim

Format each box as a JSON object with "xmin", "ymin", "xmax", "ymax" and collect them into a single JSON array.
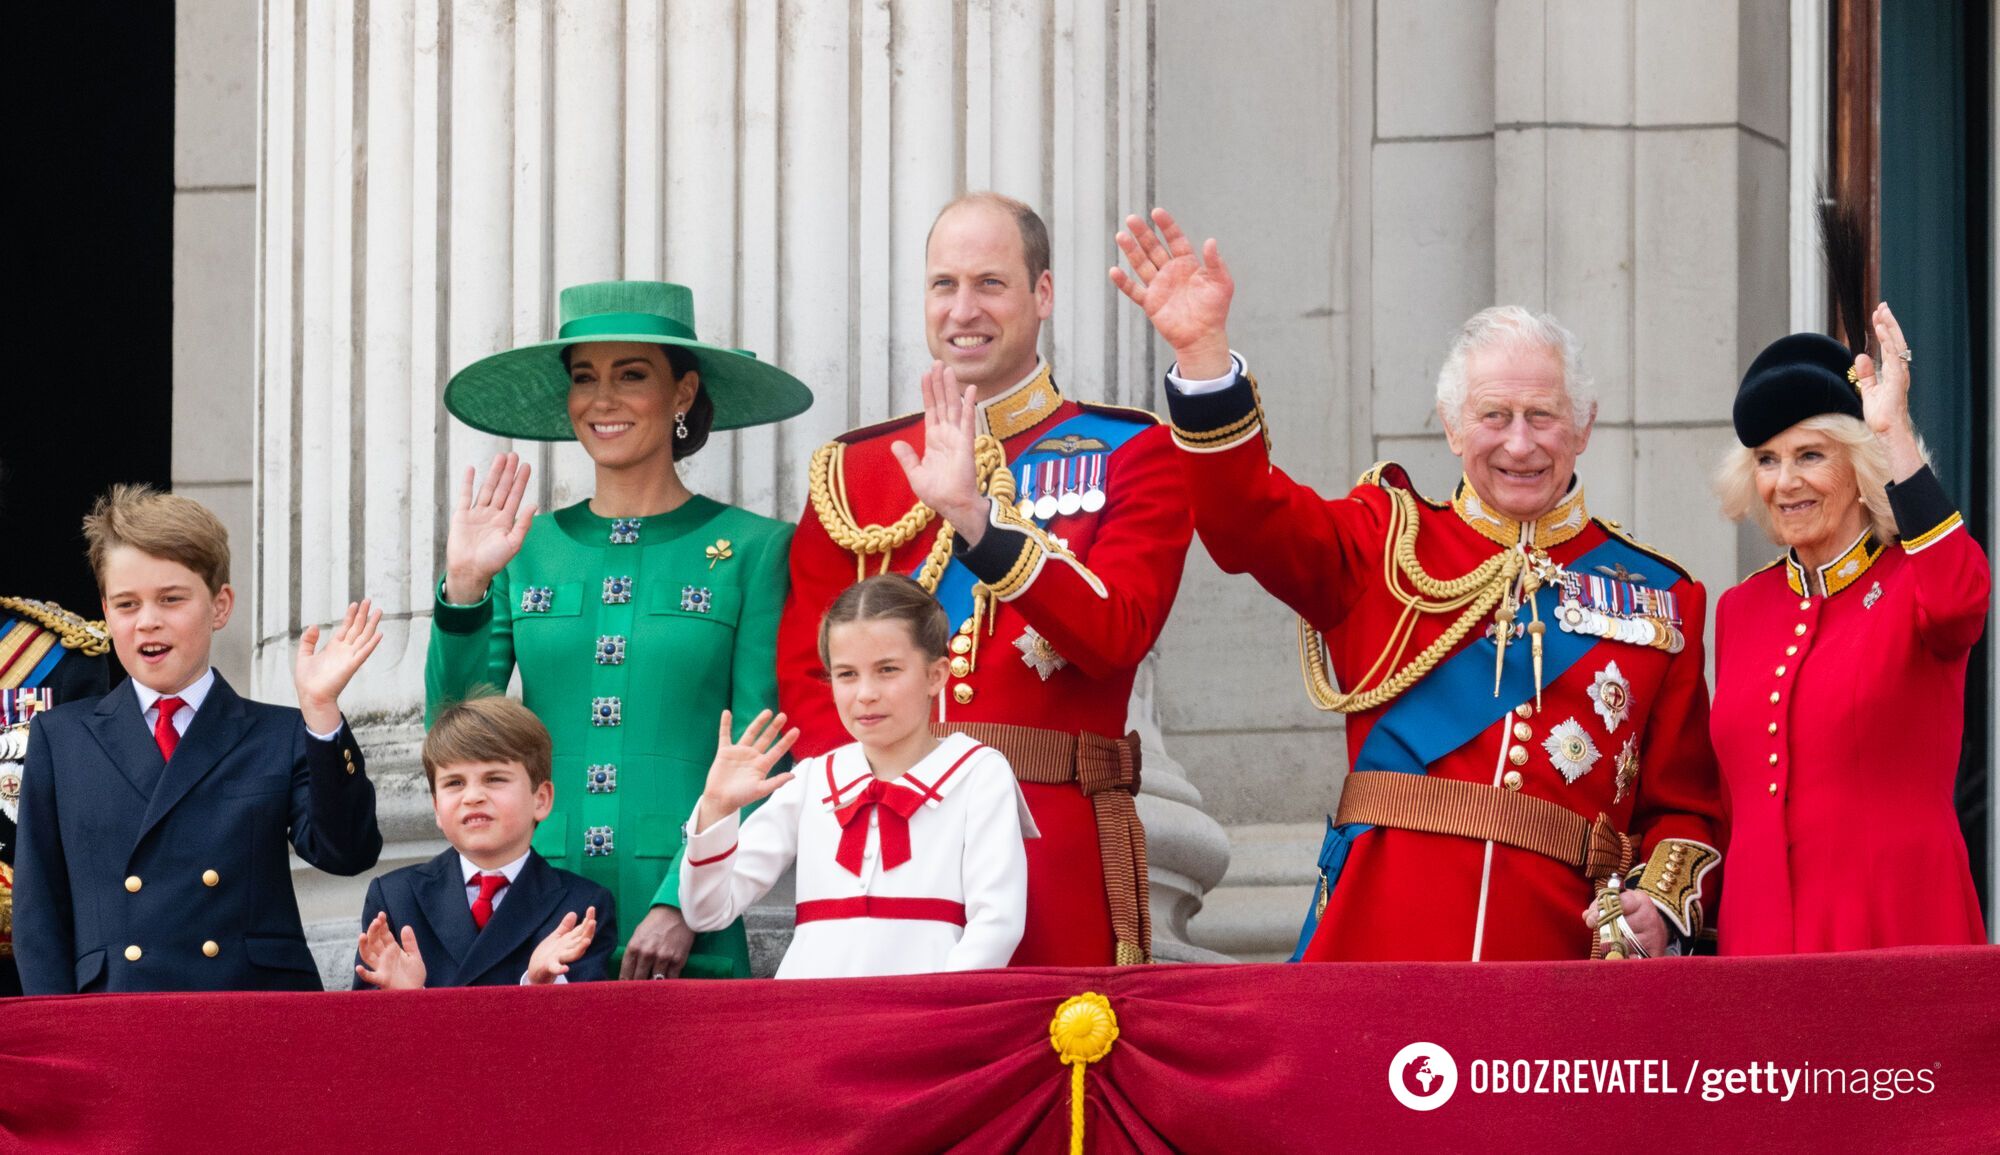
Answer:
[
  {"xmin": 1902, "ymin": 512, "xmax": 1963, "ymax": 554},
  {"xmin": 1633, "ymin": 838, "xmax": 1720, "ymax": 938}
]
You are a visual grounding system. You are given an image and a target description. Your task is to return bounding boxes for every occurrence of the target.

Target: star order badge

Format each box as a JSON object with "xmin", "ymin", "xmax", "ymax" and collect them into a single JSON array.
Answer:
[
  {"xmin": 1014, "ymin": 626, "xmax": 1067, "ymax": 680},
  {"xmin": 1588, "ymin": 661, "xmax": 1632, "ymax": 733},
  {"xmin": 1614, "ymin": 737, "xmax": 1639, "ymax": 804},
  {"xmin": 1543, "ymin": 717, "xmax": 1601, "ymax": 784}
]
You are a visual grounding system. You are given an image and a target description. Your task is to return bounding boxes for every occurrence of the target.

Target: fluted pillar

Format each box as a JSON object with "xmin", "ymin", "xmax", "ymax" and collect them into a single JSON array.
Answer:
[{"xmin": 256, "ymin": 0, "xmax": 1229, "ymax": 973}]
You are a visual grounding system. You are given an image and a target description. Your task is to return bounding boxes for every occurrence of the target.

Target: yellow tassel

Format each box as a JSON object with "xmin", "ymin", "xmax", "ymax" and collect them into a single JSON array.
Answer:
[{"xmin": 1049, "ymin": 993, "xmax": 1120, "ymax": 1155}]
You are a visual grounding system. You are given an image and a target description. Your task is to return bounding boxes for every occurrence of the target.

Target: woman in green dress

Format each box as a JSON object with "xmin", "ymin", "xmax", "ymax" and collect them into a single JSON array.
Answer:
[{"xmin": 428, "ymin": 280, "xmax": 810, "ymax": 980}]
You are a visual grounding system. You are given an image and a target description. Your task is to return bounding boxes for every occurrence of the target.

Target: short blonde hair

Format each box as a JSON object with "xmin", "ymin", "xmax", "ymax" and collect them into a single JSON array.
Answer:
[
  {"xmin": 423, "ymin": 693, "xmax": 554, "ymax": 791},
  {"xmin": 82, "ymin": 484, "xmax": 232, "ymax": 594},
  {"xmin": 1714, "ymin": 413, "xmax": 1905, "ymax": 545}
]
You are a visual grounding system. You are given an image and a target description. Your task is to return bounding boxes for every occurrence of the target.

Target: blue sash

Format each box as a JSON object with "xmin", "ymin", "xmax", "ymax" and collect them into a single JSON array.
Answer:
[
  {"xmin": 1288, "ymin": 532, "xmax": 1659, "ymax": 960},
  {"xmin": 913, "ymin": 409, "xmax": 1148, "ymax": 630}
]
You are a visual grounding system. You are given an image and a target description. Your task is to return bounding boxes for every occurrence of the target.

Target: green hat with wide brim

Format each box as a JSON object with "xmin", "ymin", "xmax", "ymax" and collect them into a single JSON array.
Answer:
[{"xmin": 443, "ymin": 280, "xmax": 813, "ymax": 440}]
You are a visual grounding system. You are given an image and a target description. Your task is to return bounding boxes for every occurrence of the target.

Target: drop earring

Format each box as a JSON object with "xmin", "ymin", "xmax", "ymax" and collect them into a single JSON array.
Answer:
[{"xmin": 675, "ymin": 411, "xmax": 689, "ymax": 440}]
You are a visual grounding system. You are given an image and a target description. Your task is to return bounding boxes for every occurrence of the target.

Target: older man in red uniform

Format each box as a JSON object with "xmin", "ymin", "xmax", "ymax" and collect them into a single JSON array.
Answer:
[
  {"xmin": 1111, "ymin": 208, "xmax": 1724, "ymax": 961},
  {"xmin": 777, "ymin": 194, "xmax": 1192, "ymax": 965}
]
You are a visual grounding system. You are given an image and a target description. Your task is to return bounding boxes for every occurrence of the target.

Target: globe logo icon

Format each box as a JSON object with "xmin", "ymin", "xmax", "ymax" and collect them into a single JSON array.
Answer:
[{"xmin": 1388, "ymin": 1041, "xmax": 1458, "ymax": 1111}]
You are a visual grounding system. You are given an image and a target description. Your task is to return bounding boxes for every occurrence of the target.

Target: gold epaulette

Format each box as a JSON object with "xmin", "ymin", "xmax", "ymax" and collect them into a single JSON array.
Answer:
[
  {"xmin": 1592, "ymin": 518, "xmax": 1694, "ymax": 583},
  {"xmin": 0, "ymin": 597, "xmax": 111, "ymax": 656}
]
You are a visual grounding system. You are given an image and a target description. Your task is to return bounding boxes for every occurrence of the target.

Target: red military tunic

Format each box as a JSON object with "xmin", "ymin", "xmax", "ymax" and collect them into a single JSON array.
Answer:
[
  {"xmin": 777, "ymin": 362, "xmax": 1193, "ymax": 965},
  {"xmin": 1165, "ymin": 369, "xmax": 1724, "ymax": 961},
  {"xmin": 1712, "ymin": 466, "xmax": 1989, "ymax": 954}
]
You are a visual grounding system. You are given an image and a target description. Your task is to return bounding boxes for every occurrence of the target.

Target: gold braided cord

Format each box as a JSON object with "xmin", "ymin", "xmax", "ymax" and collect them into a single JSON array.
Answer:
[
  {"xmin": 1299, "ymin": 487, "xmax": 1521, "ymax": 714},
  {"xmin": 811, "ymin": 434, "xmax": 1017, "ymax": 600},
  {"xmin": 0, "ymin": 596, "xmax": 111, "ymax": 656}
]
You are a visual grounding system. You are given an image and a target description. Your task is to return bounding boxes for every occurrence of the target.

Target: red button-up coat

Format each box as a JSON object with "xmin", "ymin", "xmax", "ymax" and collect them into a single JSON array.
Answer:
[
  {"xmin": 1166, "ymin": 371, "xmax": 1724, "ymax": 961},
  {"xmin": 1712, "ymin": 466, "xmax": 1989, "ymax": 954}
]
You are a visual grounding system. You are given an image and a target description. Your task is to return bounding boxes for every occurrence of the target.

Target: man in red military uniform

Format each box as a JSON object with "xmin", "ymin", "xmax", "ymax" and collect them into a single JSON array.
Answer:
[
  {"xmin": 778, "ymin": 194, "xmax": 1193, "ymax": 965},
  {"xmin": 1111, "ymin": 208, "xmax": 1724, "ymax": 961}
]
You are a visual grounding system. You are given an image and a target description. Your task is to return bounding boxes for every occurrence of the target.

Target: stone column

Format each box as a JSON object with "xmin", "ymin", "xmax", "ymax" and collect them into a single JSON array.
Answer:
[
  {"xmin": 255, "ymin": 0, "xmax": 1228, "ymax": 975},
  {"xmin": 1492, "ymin": 0, "xmax": 1791, "ymax": 593}
]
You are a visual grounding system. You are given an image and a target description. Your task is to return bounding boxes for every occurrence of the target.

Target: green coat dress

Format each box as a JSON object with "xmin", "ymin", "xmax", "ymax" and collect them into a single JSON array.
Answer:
[{"xmin": 426, "ymin": 497, "xmax": 791, "ymax": 977}]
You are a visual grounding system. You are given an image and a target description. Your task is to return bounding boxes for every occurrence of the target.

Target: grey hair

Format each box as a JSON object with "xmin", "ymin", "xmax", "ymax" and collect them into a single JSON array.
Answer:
[
  {"xmin": 1714, "ymin": 413, "xmax": 1906, "ymax": 545},
  {"xmin": 1434, "ymin": 306, "xmax": 1595, "ymax": 432}
]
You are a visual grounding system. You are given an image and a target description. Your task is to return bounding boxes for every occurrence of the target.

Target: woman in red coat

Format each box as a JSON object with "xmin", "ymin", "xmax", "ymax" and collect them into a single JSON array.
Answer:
[{"xmin": 1711, "ymin": 302, "xmax": 1989, "ymax": 954}]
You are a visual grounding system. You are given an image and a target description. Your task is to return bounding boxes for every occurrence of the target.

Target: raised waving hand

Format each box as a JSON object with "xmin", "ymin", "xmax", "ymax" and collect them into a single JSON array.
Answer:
[
  {"xmin": 1110, "ymin": 207, "xmax": 1236, "ymax": 380},
  {"xmin": 444, "ymin": 452, "xmax": 538, "ymax": 604}
]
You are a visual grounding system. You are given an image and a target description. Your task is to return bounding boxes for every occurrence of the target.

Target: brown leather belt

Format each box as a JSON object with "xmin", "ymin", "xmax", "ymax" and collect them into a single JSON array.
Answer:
[
  {"xmin": 935, "ymin": 722, "xmax": 1150, "ymax": 964},
  {"xmin": 1335, "ymin": 771, "xmax": 1630, "ymax": 881}
]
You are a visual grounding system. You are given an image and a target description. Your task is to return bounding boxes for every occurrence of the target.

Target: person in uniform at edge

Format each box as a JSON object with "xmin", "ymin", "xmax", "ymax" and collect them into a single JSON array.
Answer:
[
  {"xmin": 1114, "ymin": 208, "xmax": 1724, "ymax": 961},
  {"xmin": 1, "ymin": 595, "xmax": 113, "ymax": 997},
  {"xmin": 1711, "ymin": 294, "xmax": 1988, "ymax": 954},
  {"xmin": 776, "ymin": 194, "xmax": 1194, "ymax": 965},
  {"xmin": 427, "ymin": 281, "xmax": 812, "ymax": 980}
]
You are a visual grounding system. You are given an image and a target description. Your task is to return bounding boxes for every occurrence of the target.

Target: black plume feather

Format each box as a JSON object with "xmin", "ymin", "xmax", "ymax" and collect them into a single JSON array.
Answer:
[{"xmin": 1817, "ymin": 186, "xmax": 1869, "ymax": 357}]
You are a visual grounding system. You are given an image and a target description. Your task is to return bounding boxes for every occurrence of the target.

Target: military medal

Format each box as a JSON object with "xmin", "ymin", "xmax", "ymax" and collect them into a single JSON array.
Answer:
[
  {"xmin": 1613, "ymin": 737, "xmax": 1639, "ymax": 805},
  {"xmin": 1014, "ymin": 626, "xmax": 1068, "ymax": 680},
  {"xmin": 1015, "ymin": 464, "xmax": 1038, "ymax": 520},
  {"xmin": 1588, "ymin": 661, "xmax": 1632, "ymax": 733},
  {"xmin": 1543, "ymin": 717, "xmax": 1601, "ymax": 783},
  {"xmin": 0, "ymin": 762, "xmax": 20, "ymax": 822},
  {"xmin": 1034, "ymin": 461, "xmax": 1061, "ymax": 520},
  {"xmin": 1079, "ymin": 454, "xmax": 1106, "ymax": 512},
  {"xmin": 1057, "ymin": 458, "xmax": 1084, "ymax": 516}
]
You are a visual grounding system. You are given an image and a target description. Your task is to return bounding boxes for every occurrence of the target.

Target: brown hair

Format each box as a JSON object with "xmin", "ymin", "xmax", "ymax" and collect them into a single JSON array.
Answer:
[
  {"xmin": 82, "ymin": 483, "xmax": 232, "ymax": 594},
  {"xmin": 422, "ymin": 693, "xmax": 555, "ymax": 791},
  {"xmin": 927, "ymin": 191, "xmax": 1052, "ymax": 284},
  {"xmin": 817, "ymin": 574, "xmax": 950, "ymax": 668}
]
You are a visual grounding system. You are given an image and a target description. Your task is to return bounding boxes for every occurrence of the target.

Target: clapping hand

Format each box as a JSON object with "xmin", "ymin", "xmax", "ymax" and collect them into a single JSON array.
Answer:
[
  {"xmin": 444, "ymin": 452, "xmax": 537, "ymax": 605},
  {"xmin": 354, "ymin": 912, "xmax": 428, "ymax": 990},
  {"xmin": 1109, "ymin": 207, "xmax": 1236, "ymax": 380},
  {"xmin": 294, "ymin": 598, "xmax": 383, "ymax": 735},
  {"xmin": 696, "ymin": 709, "xmax": 801, "ymax": 827},
  {"xmin": 1851, "ymin": 301, "xmax": 1927, "ymax": 481},
  {"xmin": 889, "ymin": 362, "xmax": 992, "ymax": 545},
  {"xmin": 526, "ymin": 907, "xmax": 599, "ymax": 985}
]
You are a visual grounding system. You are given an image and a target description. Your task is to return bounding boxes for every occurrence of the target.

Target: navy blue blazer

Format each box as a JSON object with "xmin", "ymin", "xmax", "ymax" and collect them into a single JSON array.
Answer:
[
  {"xmin": 354, "ymin": 847, "xmax": 616, "ymax": 988},
  {"xmin": 12, "ymin": 674, "xmax": 382, "ymax": 994}
]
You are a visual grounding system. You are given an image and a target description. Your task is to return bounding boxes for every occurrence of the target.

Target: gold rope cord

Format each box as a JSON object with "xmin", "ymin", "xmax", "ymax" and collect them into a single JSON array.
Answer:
[
  {"xmin": 809, "ymin": 436, "xmax": 1018, "ymax": 670},
  {"xmin": 1298, "ymin": 487, "xmax": 1522, "ymax": 714}
]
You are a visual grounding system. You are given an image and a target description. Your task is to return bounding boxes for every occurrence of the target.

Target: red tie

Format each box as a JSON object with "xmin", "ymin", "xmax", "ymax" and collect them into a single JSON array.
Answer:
[
  {"xmin": 470, "ymin": 873, "xmax": 509, "ymax": 930},
  {"xmin": 152, "ymin": 697, "xmax": 186, "ymax": 763},
  {"xmin": 833, "ymin": 780, "xmax": 926, "ymax": 877}
]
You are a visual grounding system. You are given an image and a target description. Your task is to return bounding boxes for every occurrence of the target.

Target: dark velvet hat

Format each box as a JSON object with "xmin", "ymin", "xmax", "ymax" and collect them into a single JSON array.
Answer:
[
  {"xmin": 1731, "ymin": 193, "xmax": 1870, "ymax": 448},
  {"xmin": 1730, "ymin": 332, "xmax": 1863, "ymax": 448}
]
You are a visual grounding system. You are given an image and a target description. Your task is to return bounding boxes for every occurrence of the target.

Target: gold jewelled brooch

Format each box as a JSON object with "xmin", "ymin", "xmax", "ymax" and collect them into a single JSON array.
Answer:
[{"xmin": 706, "ymin": 538, "xmax": 733, "ymax": 569}]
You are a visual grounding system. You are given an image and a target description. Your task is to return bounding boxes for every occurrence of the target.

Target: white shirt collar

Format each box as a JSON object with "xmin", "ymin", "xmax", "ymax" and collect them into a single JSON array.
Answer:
[
  {"xmin": 133, "ymin": 667, "xmax": 217, "ymax": 719},
  {"xmin": 461, "ymin": 849, "xmax": 531, "ymax": 886}
]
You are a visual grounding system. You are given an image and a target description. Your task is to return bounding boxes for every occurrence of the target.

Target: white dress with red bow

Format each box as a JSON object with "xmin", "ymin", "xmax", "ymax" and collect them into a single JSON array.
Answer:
[{"xmin": 678, "ymin": 732, "xmax": 1038, "ymax": 978}]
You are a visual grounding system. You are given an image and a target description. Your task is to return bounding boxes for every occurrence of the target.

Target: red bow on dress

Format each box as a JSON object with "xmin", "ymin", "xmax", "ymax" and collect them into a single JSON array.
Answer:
[{"xmin": 833, "ymin": 779, "xmax": 927, "ymax": 877}]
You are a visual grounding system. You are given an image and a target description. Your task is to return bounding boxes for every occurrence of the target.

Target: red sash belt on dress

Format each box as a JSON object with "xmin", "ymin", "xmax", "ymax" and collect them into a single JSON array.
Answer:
[{"xmin": 793, "ymin": 897, "xmax": 969, "ymax": 927}]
